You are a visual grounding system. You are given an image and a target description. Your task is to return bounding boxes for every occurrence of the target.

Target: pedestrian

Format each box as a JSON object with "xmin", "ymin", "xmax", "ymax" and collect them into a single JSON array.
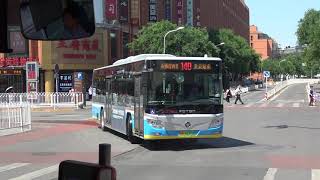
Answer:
[
  {"xmin": 225, "ymin": 88, "xmax": 232, "ymax": 103},
  {"xmin": 234, "ymin": 85, "xmax": 244, "ymax": 105},
  {"xmin": 88, "ymin": 86, "xmax": 93, "ymax": 100},
  {"xmin": 309, "ymin": 86, "xmax": 314, "ymax": 106}
]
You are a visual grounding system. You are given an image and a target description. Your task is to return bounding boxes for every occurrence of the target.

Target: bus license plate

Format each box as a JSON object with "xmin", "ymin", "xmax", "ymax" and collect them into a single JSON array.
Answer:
[{"xmin": 179, "ymin": 131, "xmax": 195, "ymax": 137}]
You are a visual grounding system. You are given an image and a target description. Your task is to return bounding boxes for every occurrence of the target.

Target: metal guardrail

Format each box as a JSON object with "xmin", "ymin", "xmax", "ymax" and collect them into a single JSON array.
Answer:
[
  {"xmin": 266, "ymin": 79, "xmax": 320, "ymax": 100},
  {"xmin": 0, "ymin": 103, "xmax": 31, "ymax": 135},
  {"xmin": 0, "ymin": 92, "xmax": 83, "ymax": 109}
]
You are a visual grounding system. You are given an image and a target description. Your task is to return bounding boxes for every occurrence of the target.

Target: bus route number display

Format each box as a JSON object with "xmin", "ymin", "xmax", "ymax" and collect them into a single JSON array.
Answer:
[{"xmin": 160, "ymin": 62, "xmax": 212, "ymax": 71}]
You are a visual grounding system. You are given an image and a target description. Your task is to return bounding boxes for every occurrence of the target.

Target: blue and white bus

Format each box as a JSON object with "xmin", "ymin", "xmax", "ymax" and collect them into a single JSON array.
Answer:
[{"xmin": 92, "ymin": 54, "xmax": 223, "ymax": 143}]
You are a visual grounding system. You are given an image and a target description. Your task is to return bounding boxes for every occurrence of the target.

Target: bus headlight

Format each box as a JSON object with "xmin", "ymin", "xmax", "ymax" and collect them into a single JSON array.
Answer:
[
  {"xmin": 147, "ymin": 119, "xmax": 164, "ymax": 129},
  {"xmin": 209, "ymin": 116, "xmax": 223, "ymax": 128}
]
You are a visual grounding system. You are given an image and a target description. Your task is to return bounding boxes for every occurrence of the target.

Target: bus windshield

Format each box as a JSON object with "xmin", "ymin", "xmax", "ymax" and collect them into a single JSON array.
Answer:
[{"xmin": 147, "ymin": 71, "xmax": 222, "ymax": 106}]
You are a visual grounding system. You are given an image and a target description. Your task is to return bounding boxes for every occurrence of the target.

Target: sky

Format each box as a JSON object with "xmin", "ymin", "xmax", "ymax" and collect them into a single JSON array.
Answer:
[{"xmin": 245, "ymin": 0, "xmax": 319, "ymax": 48}]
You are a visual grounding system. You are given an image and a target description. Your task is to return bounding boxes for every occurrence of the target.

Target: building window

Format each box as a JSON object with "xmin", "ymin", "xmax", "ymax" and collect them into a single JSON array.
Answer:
[
  {"xmin": 251, "ymin": 43, "xmax": 253, "ymax": 47},
  {"xmin": 110, "ymin": 31, "xmax": 118, "ymax": 62},
  {"xmin": 250, "ymin": 36, "xmax": 253, "ymax": 41},
  {"xmin": 122, "ymin": 32, "xmax": 129, "ymax": 58}
]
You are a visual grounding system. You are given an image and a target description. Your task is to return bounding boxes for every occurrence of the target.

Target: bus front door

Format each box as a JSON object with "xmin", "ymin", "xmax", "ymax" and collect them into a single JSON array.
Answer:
[
  {"xmin": 105, "ymin": 79, "xmax": 112, "ymax": 125},
  {"xmin": 134, "ymin": 76, "xmax": 144, "ymax": 136}
]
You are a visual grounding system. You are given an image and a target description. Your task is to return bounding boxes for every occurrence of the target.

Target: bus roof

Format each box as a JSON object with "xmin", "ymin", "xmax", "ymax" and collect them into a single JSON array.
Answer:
[{"xmin": 94, "ymin": 54, "xmax": 221, "ymax": 71}]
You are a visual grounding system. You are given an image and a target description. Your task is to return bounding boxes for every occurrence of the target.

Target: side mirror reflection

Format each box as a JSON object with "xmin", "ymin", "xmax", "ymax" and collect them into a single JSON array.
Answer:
[{"xmin": 20, "ymin": 0, "xmax": 95, "ymax": 40}]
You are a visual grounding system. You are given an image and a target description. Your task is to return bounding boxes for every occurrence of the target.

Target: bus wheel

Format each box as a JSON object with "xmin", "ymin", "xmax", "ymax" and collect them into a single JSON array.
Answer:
[
  {"xmin": 100, "ymin": 109, "xmax": 107, "ymax": 131},
  {"xmin": 127, "ymin": 115, "xmax": 140, "ymax": 144}
]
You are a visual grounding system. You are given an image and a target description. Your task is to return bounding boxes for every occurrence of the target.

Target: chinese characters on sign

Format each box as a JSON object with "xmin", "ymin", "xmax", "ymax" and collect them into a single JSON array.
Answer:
[
  {"xmin": 57, "ymin": 39, "xmax": 100, "ymax": 51},
  {"xmin": 159, "ymin": 62, "xmax": 213, "ymax": 71},
  {"xmin": 160, "ymin": 63, "xmax": 179, "ymax": 70},
  {"xmin": 105, "ymin": 0, "xmax": 117, "ymax": 20},
  {"xmin": 119, "ymin": 0, "xmax": 128, "ymax": 22},
  {"xmin": 55, "ymin": 37, "xmax": 102, "ymax": 63},
  {"xmin": 59, "ymin": 74, "xmax": 73, "ymax": 92},
  {"xmin": 194, "ymin": 0, "xmax": 201, "ymax": 27},
  {"xmin": 27, "ymin": 82, "xmax": 37, "ymax": 93},
  {"xmin": 0, "ymin": 69, "xmax": 22, "ymax": 75},
  {"xmin": 0, "ymin": 57, "xmax": 38, "ymax": 68},
  {"xmin": 176, "ymin": 0, "xmax": 183, "ymax": 25},
  {"xmin": 26, "ymin": 62, "xmax": 38, "ymax": 81},
  {"xmin": 165, "ymin": 0, "xmax": 171, "ymax": 20},
  {"xmin": 149, "ymin": 0, "xmax": 157, "ymax": 22},
  {"xmin": 187, "ymin": 0, "xmax": 193, "ymax": 26},
  {"xmin": 26, "ymin": 62, "xmax": 39, "ymax": 93}
]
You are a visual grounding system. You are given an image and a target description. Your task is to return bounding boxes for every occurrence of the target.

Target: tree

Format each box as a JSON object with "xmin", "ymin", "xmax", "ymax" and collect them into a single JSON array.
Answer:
[
  {"xmin": 209, "ymin": 29, "xmax": 261, "ymax": 81},
  {"xmin": 297, "ymin": 9, "xmax": 320, "ymax": 76},
  {"xmin": 297, "ymin": 9, "xmax": 320, "ymax": 45},
  {"xmin": 128, "ymin": 21, "xmax": 219, "ymax": 57}
]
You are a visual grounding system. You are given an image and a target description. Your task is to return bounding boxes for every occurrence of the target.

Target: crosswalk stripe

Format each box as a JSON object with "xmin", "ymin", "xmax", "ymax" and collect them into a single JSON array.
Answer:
[
  {"xmin": 293, "ymin": 103, "xmax": 300, "ymax": 108},
  {"xmin": 0, "ymin": 163, "xmax": 30, "ymax": 173},
  {"xmin": 263, "ymin": 168, "xmax": 277, "ymax": 180},
  {"xmin": 259, "ymin": 103, "xmax": 269, "ymax": 108},
  {"xmin": 312, "ymin": 169, "xmax": 320, "ymax": 180},
  {"xmin": 244, "ymin": 103, "xmax": 254, "ymax": 108},
  {"xmin": 8, "ymin": 164, "xmax": 59, "ymax": 180},
  {"xmin": 276, "ymin": 103, "xmax": 284, "ymax": 107}
]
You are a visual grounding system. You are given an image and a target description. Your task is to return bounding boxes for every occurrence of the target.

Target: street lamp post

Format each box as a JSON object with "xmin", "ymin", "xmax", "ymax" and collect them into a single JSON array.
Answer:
[
  {"xmin": 163, "ymin": 27, "xmax": 184, "ymax": 54},
  {"xmin": 215, "ymin": 42, "xmax": 225, "ymax": 47},
  {"xmin": 279, "ymin": 59, "xmax": 287, "ymax": 83}
]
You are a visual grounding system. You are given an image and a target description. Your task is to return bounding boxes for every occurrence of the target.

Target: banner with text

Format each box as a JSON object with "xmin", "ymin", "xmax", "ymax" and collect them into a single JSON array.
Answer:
[
  {"xmin": 149, "ymin": 0, "xmax": 157, "ymax": 22},
  {"xmin": 53, "ymin": 33, "xmax": 104, "ymax": 65},
  {"xmin": 119, "ymin": 0, "xmax": 129, "ymax": 23},
  {"xmin": 105, "ymin": 0, "xmax": 117, "ymax": 20},
  {"xmin": 176, "ymin": 0, "xmax": 184, "ymax": 25}
]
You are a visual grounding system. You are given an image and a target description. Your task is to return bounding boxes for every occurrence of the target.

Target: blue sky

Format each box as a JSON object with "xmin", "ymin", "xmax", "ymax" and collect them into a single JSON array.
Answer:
[{"xmin": 246, "ymin": 0, "xmax": 319, "ymax": 48}]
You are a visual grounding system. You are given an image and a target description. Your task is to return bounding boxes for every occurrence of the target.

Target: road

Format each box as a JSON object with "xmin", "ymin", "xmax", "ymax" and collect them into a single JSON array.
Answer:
[{"xmin": 0, "ymin": 83, "xmax": 320, "ymax": 179}]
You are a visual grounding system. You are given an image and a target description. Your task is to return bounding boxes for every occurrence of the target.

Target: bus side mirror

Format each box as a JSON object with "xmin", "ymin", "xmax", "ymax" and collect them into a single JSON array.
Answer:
[
  {"xmin": 19, "ymin": 0, "xmax": 95, "ymax": 40},
  {"xmin": 58, "ymin": 160, "xmax": 116, "ymax": 180}
]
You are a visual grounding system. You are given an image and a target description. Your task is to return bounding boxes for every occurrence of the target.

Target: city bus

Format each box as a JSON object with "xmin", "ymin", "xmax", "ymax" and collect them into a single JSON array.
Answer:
[{"xmin": 92, "ymin": 54, "xmax": 223, "ymax": 143}]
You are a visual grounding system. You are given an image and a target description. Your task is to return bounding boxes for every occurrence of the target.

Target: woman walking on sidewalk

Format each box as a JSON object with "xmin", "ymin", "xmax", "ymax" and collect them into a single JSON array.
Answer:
[
  {"xmin": 234, "ymin": 85, "xmax": 244, "ymax": 105},
  {"xmin": 225, "ymin": 88, "xmax": 232, "ymax": 103},
  {"xmin": 309, "ymin": 87, "xmax": 314, "ymax": 106}
]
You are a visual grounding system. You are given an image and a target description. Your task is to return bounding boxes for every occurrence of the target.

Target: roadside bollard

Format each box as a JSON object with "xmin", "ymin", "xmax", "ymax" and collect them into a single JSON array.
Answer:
[{"xmin": 99, "ymin": 143, "xmax": 111, "ymax": 166}]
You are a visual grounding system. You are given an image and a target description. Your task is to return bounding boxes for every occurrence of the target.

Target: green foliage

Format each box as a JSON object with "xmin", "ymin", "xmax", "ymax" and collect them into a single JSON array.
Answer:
[
  {"xmin": 262, "ymin": 54, "xmax": 308, "ymax": 78},
  {"xmin": 297, "ymin": 9, "xmax": 320, "ymax": 45},
  {"xmin": 209, "ymin": 29, "xmax": 261, "ymax": 80},
  {"xmin": 297, "ymin": 9, "xmax": 320, "ymax": 76},
  {"xmin": 128, "ymin": 21, "xmax": 219, "ymax": 57}
]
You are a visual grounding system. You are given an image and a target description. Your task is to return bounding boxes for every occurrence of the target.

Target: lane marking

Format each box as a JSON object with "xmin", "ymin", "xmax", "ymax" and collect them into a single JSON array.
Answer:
[
  {"xmin": 276, "ymin": 103, "xmax": 284, "ymax": 107},
  {"xmin": 244, "ymin": 103, "xmax": 255, "ymax": 108},
  {"xmin": 0, "ymin": 163, "xmax": 30, "ymax": 173},
  {"xmin": 293, "ymin": 103, "xmax": 300, "ymax": 108},
  {"xmin": 263, "ymin": 168, "xmax": 278, "ymax": 180},
  {"xmin": 259, "ymin": 103, "xmax": 269, "ymax": 108},
  {"xmin": 8, "ymin": 164, "xmax": 59, "ymax": 180},
  {"xmin": 268, "ymin": 85, "xmax": 290, "ymax": 102},
  {"xmin": 312, "ymin": 169, "xmax": 320, "ymax": 180}
]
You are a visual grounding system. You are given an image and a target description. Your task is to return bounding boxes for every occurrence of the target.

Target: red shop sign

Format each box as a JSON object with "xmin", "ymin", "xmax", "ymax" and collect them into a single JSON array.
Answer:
[{"xmin": 0, "ymin": 57, "xmax": 39, "ymax": 68}]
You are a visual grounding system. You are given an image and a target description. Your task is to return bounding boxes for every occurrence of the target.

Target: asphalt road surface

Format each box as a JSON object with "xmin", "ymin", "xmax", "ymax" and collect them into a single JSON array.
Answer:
[{"xmin": 0, "ymin": 83, "xmax": 320, "ymax": 180}]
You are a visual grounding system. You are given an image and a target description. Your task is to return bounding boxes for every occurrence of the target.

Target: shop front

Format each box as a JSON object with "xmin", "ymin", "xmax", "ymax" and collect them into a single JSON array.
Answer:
[{"xmin": 39, "ymin": 28, "xmax": 108, "ymax": 93}]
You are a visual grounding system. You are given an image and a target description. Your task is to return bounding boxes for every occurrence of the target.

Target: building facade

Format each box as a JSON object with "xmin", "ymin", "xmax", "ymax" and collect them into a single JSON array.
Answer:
[{"xmin": 250, "ymin": 25, "xmax": 279, "ymax": 60}]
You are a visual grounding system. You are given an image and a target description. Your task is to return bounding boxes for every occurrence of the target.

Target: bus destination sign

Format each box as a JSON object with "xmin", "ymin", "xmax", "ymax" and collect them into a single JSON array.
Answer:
[{"xmin": 159, "ymin": 62, "xmax": 212, "ymax": 71}]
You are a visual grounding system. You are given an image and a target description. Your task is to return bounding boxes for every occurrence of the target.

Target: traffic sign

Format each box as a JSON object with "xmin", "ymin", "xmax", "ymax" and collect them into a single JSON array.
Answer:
[
  {"xmin": 77, "ymin": 72, "xmax": 83, "ymax": 80},
  {"xmin": 54, "ymin": 64, "xmax": 59, "ymax": 74},
  {"xmin": 263, "ymin": 71, "xmax": 270, "ymax": 78}
]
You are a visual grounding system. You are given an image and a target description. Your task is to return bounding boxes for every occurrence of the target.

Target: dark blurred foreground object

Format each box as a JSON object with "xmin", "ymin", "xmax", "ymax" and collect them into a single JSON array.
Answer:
[
  {"xmin": 19, "ymin": 0, "xmax": 95, "ymax": 40},
  {"xmin": 58, "ymin": 144, "xmax": 117, "ymax": 180}
]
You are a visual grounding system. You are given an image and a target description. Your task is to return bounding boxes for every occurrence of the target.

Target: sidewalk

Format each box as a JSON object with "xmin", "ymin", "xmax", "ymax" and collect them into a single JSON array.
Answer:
[{"xmin": 31, "ymin": 101, "xmax": 92, "ymax": 113}]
